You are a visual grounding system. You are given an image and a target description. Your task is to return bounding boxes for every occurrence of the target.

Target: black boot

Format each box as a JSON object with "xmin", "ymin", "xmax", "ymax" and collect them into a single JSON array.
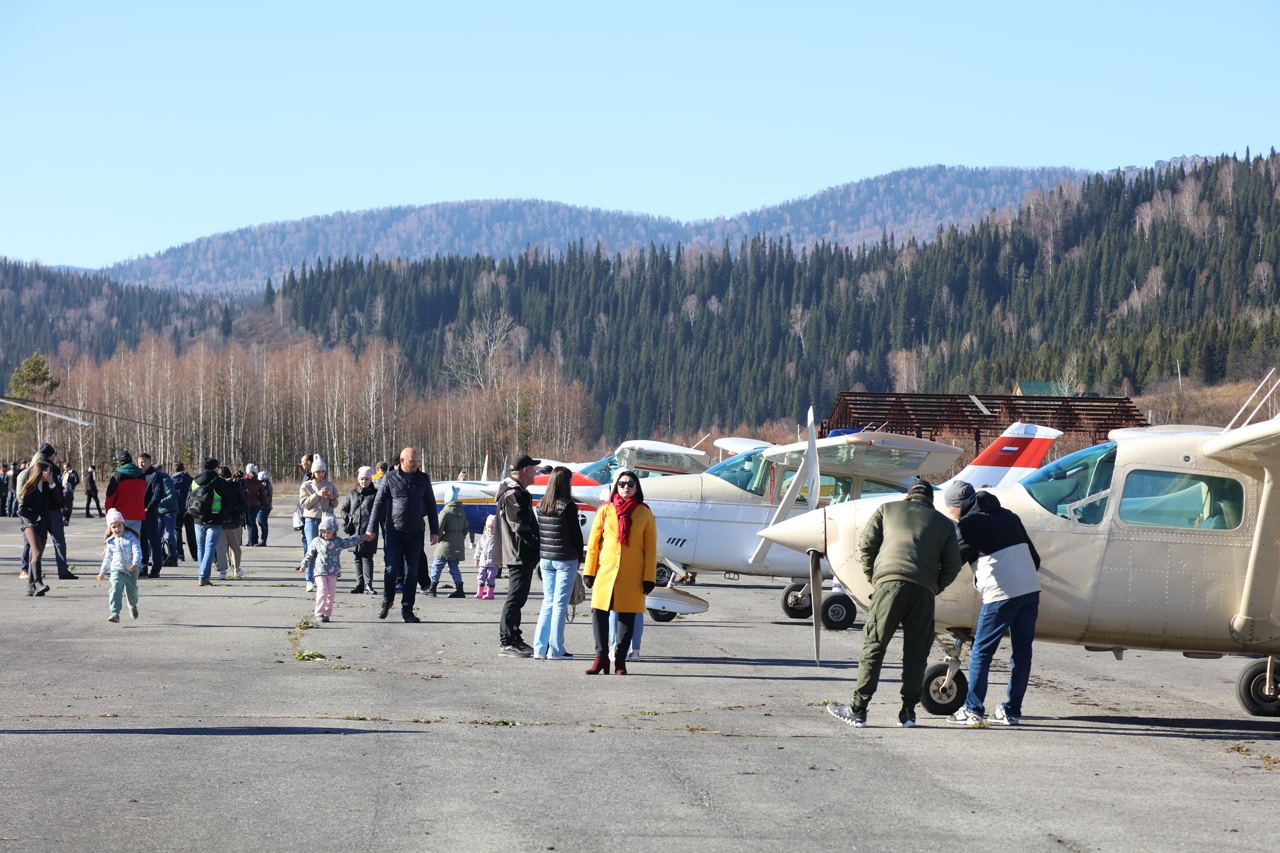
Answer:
[
  {"xmin": 349, "ymin": 582, "xmax": 365, "ymax": 594},
  {"xmin": 428, "ymin": 581, "xmax": 439, "ymax": 597},
  {"xmin": 448, "ymin": 585, "xmax": 466, "ymax": 599}
]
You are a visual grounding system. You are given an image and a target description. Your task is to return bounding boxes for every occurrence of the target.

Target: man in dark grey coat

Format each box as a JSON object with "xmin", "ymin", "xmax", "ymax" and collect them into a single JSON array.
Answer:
[
  {"xmin": 364, "ymin": 447, "xmax": 439, "ymax": 623},
  {"xmin": 828, "ymin": 480, "xmax": 961, "ymax": 728},
  {"xmin": 495, "ymin": 453, "xmax": 541, "ymax": 657}
]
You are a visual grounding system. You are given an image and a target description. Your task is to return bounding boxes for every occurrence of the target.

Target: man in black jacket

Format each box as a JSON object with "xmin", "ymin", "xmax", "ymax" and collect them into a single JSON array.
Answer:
[
  {"xmin": 495, "ymin": 453, "xmax": 541, "ymax": 657},
  {"xmin": 83, "ymin": 465, "xmax": 102, "ymax": 517},
  {"xmin": 364, "ymin": 447, "xmax": 440, "ymax": 623},
  {"xmin": 138, "ymin": 453, "xmax": 165, "ymax": 578}
]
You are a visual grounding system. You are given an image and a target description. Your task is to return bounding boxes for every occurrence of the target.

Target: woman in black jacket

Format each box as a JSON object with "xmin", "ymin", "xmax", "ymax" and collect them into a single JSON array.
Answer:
[
  {"xmin": 19, "ymin": 461, "xmax": 58, "ymax": 596},
  {"xmin": 340, "ymin": 466, "xmax": 379, "ymax": 595},
  {"xmin": 532, "ymin": 466, "xmax": 584, "ymax": 659}
]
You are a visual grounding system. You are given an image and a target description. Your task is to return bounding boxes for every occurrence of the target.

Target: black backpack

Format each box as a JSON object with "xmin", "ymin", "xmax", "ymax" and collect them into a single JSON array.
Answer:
[{"xmin": 186, "ymin": 480, "xmax": 220, "ymax": 522}]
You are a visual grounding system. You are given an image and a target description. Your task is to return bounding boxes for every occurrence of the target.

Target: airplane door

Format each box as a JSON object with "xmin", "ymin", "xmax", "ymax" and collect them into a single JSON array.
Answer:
[{"xmin": 1092, "ymin": 466, "xmax": 1252, "ymax": 648}]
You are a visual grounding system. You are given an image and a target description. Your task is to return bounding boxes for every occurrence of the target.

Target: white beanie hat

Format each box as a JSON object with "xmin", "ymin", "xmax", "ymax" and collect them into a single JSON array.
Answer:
[
  {"xmin": 310, "ymin": 455, "xmax": 327, "ymax": 474},
  {"xmin": 358, "ymin": 465, "xmax": 373, "ymax": 480},
  {"xmin": 319, "ymin": 514, "xmax": 338, "ymax": 532}
]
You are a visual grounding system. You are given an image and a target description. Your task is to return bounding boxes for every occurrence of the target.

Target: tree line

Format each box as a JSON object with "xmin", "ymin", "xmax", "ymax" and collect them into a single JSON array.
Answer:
[{"xmin": 277, "ymin": 153, "xmax": 1280, "ymax": 442}]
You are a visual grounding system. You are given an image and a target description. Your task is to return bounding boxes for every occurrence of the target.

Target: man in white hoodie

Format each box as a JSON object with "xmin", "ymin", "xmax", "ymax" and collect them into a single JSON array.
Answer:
[{"xmin": 944, "ymin": 481, "xmax": 1041, "ymax": 727}]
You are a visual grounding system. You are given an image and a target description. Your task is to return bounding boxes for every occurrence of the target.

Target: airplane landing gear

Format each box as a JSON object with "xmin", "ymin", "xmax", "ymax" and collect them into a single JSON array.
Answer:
[
  {"xmin": 820, "ymin": 593, "xmax": 857, "ymax": 631},
  {"xmin": 781, "ymin": 582, "xmax": 812, "ymax": 619},
  {"xmin": 920, "ymin": 631, "xmax": 971, "ymax": 716},
  {"xmin": 1237, "ymin": 657, "xmax": 1280, "ymax": 717}
]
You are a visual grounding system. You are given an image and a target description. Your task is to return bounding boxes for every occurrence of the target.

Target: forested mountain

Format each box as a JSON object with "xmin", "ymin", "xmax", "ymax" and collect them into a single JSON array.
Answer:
[
  {"xmin": 280, "ymin": 154, "xmax": 1280, "ymax": 442},
  {"xmin": 103, "ymin": 166, "xmax": 1087, "ymax": 294},
  {"xmin": 0, "ymin": 259, "xmax": 219, "ymax": 381}
]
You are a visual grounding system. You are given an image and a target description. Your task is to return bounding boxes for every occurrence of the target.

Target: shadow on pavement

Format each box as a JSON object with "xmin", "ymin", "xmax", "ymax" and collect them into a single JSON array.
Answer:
[
  {"xmin": 1031, "ymin": 715, "xmax": 1280, "ymax": 740},
  {"xmin": 0, "ymin": 724, "xmax": 424, "ymax": 736}
]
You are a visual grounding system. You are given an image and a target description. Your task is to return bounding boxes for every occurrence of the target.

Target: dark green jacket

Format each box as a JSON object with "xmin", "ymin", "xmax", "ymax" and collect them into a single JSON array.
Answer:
[
  {"xmin": 435, "ymin": 501, "xmax": 470, "ymax": 561},
  {"xmin": 858, "ymin": 493, "xmax": 962, "ymax": 595}
]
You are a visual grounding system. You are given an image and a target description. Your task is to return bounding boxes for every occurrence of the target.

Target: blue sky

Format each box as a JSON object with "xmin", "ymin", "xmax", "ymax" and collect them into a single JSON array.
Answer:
[{"xmin": 2, "ymin": 1, "xmax": 1277, "ymax": 268}]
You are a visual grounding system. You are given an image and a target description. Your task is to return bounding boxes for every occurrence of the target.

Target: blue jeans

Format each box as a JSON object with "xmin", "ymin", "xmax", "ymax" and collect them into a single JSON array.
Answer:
[
  {"xmin": 248, "ymin": 507, "xmax": 269, "ymax": 546},
  {"xmin": 302, "ymin": 517, "xmax": 319, "ymax": 583},
  {"xmin": 965, "ymin": 591, "xmax": 1040, "ymax": 717},
  {"xmin": 161, "ymin": 514, "xmax": 177, "ymax": 564},
  {"xmin": 195, "ymin": 523, "xmax": 222, "ymax": 583},
  {"xmin": 533, "ymin": 559, "xmax": 577, "ymax": 656},
  {"xmin": 430, "ymin": 557, "xmax": 463, "ymax": 588},
  {"xmin": 610, "ymin": 609, "xmax": 644, "ymax": 653}
]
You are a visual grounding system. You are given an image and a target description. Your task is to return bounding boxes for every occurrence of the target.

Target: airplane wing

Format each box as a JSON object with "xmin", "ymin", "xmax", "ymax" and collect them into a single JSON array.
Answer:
[
  {"xmin": 761, "ymin": 432, "xmax": 962, "ymax": 481},
  {"xmin": 714, "ymin": 437, "xmax": 774, "ymax": 456},
  {"xmin": 615, "ymin": 439, "xmax": 709, "ymax": 476}
]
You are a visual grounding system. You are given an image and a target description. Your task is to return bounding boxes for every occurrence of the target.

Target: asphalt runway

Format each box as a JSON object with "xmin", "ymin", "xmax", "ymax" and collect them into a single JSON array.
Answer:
[{"xmin": 2, "ymin": 512, "xmax": 1276, "ymax": 852}]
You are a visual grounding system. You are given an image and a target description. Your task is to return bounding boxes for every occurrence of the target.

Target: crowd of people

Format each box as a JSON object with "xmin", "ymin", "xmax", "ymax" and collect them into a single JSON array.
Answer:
[
  {"xmin": 14, "ymin": 441, "xmax": 660, "ymax": 677},
  {"xmin": 15, "ymin": 437, "xmax": 1044, "ymax": 710}
]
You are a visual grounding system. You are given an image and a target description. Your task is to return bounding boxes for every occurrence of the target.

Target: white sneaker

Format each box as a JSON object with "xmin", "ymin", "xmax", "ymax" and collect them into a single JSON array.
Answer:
[
  {"xmin": 989, "ymin": 705, "xmax": 1020, "ymax": 726},
  {"xmin": 532, "ymin": 651, "xmax": 547, "ymax": 660},
  {"xmin": 949, "ymin": 708, "xmax": 987, "ymax": 728},
  {"xmin": 305, "ymin": 582, "xmax": 315, "ymax": 592}
]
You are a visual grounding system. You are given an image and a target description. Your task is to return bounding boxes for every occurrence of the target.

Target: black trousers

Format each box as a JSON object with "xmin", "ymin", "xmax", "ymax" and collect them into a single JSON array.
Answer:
[
  {"xmin": 84, "ymin": 491, "xmax": 102, "ymax": 517},
  {"xmin": 593, "ymin": 608, "xmax": 635, "ymax": 657},
  {"xmin": 382, "ymin": 529, "xmax": 425, "ymax": 615},
  {"xmin": 140, "ymin": 513, "xmax": 163, "ymax": 575},
  {"xmin": 176, "ymin": 512, "xmax": 198, "ymax": 561},
  {"xmin": 500, "ymin": 557, "xmax": 538, "ymax": 646},
  {"xmin": 352, "ymin": 553, "xmax": 375, "ymax": 590}
]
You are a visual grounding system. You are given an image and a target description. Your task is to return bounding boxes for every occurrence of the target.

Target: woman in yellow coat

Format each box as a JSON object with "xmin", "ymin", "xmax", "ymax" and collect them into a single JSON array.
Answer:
[{"xmin": 583, "ymin": 471, "xmax": 657, "ymax": 675}]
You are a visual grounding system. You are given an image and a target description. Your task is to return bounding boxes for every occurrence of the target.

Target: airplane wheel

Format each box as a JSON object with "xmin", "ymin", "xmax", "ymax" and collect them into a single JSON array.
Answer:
[
  {"xmin": 920, "ymin": 663, "xmax": 967, "ymax": 716},
  {"xmin": 781, "ymin": 582, "xmax": 812, "ymax": 620},
  {"xmin": 820, "ymin": 593, "xmax": 856, "ymax": 631},
  {"xmin": 656, "ymin": 564, "xmax": 675, "ymax": 587},
  {"xmin": 1236, "ymin": 660, "xmax": 1280, "ymax": 716},
  {"xmin": 647, "ymin": 608, "xmax": 677, "ymax": 623}
]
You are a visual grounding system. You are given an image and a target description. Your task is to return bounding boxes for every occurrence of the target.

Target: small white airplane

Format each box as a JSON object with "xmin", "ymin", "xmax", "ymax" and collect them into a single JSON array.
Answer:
[
  {"xmin": 622, "ymin": 418, "xmax": 1061, "ymax": 626},
  {"xmin": 440, "ymin": 439, "xmax": 722, "ymax": 533},
  {"xmin": 759, "ymin": 380, "xmax": 1280, "ymax": 718}
]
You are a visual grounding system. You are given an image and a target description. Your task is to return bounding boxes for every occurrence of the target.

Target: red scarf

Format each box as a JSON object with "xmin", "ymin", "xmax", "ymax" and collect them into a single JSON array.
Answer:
[{"xmin": 611, "ymin": 494, "xmax": 640, "ymax": 546}]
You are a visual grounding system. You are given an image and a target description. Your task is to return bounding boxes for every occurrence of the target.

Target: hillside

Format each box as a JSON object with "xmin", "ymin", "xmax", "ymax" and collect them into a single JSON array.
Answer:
[
  {"xmin": 0, "ymin": 259, "xmax": 220, "ymax": 381},
  {"xmin": 278, "ymin": 153, "xmax": 1280, "ymax": 442},
  {"xmin": 101, "ymin": 165, "xmax": 1087, "ymax": 294}
]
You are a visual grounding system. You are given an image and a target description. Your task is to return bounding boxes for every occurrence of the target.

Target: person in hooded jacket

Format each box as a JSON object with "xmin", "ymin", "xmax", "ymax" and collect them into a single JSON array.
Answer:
[
  {"xmin": 299, "ymin": 455, "xmax": 338, "ymax": 592},
  {"xmin": 170, "ymin": 462, "xmax": 197, "ymax": 561},
  {"xmin": 582, "ymin": 470, "xmax": 656, "ymax": 675},
  {"xmin": 429, "ymin": 485, "xmax": 471, "ymax": 598},
  {"xmin": 18, "ymin": 443, "xmax": 76, "ymax": 580},
  {"xmin": 340, "ymin": 466, "xmax": 378, "ymax": 595},
  {"xmin": 104, "ymin": 450, "xmax": 147, "ymax": 538},
  {"xmin": 944, "ymin": 481, "xmax": 1042, "ymax": 727},
  {"xmin": 190, "ymin": 458, "xmax": 229, "ymax": 586}
]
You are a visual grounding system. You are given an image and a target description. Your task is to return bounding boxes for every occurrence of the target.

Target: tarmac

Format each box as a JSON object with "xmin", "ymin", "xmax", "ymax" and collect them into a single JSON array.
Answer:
[{"xmin": 2, "ymin": 511, "xmax": 1277, "ymax": 852}]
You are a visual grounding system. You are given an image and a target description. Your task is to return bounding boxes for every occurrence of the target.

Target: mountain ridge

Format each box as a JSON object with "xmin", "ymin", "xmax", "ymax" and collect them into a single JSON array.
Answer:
[{"xmin": 100, "ymin": 164, "xmax": 1089, "ymax": 294}]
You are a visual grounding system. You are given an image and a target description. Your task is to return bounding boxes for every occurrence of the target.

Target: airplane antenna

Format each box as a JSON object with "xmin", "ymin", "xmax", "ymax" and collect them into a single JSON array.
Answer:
[
  {"xmin": 1223, "ymin": 368, "xmax": 1276, "ymax": 432},
  {"xmin": 1240, "ymin": 371, "xmax": 1280, "ymax": 430},
  {"xmin": 689, "ymin": 432, "xmax": 712, "ymax": 451}
]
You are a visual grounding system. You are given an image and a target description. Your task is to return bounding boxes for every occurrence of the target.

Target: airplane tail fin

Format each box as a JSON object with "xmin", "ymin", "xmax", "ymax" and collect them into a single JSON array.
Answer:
[{"xmin": 949, "ymin": 422, "xmax": 1062, "ymax": 490}]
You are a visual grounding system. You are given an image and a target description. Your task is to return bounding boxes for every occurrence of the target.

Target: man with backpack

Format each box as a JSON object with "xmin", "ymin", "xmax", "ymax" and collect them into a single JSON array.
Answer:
[{"xmin": 188, "ymin": 458, "xmax": 229, "ymax": 586}]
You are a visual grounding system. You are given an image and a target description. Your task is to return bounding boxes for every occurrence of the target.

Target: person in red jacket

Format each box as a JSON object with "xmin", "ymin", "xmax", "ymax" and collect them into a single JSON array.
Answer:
[{"xmin": 104, "ymin": 450, "xmax": 148, "ymax": 541}]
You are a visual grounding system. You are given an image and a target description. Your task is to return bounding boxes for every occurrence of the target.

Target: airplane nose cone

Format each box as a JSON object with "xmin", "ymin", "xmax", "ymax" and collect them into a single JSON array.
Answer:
[{"xmin": 758, "ymin": 507, "xmax": 826, "ymax": 555}]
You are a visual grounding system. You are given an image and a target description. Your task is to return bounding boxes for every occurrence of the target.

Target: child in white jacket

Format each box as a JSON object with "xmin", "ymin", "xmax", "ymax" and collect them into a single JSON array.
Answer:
[
  {"xmin": 300, "ymin": 514, "xmax": 363, "ymax": 622},
  {"xmin": 97, "ymin": 508, "xmax": 143, "ymax": 623}
]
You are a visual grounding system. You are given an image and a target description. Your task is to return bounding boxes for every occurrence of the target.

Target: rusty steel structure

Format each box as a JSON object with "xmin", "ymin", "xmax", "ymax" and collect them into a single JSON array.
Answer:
[{"xmin": 822, "ymin": 391, "xmax": 1149, "ymax": 454}]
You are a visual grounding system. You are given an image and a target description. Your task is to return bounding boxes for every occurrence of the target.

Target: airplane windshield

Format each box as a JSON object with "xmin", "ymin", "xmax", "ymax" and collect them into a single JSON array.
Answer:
[
  {"xmin": 577, "ymin": 454, "xmax": 617, "ymax": 485},
  {"xmin": 706, "ymin": 449, "xmax": 768, "ymax": 495},
  {"xmin": 1021, "ymin": 441, "xmax": 1116, "ymax": 523}
]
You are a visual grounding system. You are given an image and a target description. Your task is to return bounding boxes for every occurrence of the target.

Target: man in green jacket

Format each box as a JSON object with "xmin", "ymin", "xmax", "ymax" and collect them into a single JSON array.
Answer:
[{"xmin": 828, "ymin": 480, "xmax": 961, "ymax": 728}]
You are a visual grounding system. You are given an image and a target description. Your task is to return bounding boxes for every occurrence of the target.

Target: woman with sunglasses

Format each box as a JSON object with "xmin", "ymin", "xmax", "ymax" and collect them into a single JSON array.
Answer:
[{"xmin": 582, "ymin": 470, "xmax": 656, "ymax": 675}]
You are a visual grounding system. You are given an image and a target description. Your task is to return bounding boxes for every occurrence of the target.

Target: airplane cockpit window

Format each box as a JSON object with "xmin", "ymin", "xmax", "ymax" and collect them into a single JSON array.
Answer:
[
  {"xmin": 1021, "ymin": 442, "xmax": 1117, "ymax": 524},
  {"xmin": 1118, "ymin": 470, "xmax": 1245, "ymax": 530},
  {"xmin": 780, "ymin": 471, "xmax": 857, "ymax": 505},
  {"xmin": 577, "ymin": 454, "xmax": 617, "ymax": 485},
  {"xmin": 860, "ymin": 479, "xmax": 910, "ymax": 499},
  {"xmin": 706, "ymin": 449, "xmax": 768, "ymax": 495}
]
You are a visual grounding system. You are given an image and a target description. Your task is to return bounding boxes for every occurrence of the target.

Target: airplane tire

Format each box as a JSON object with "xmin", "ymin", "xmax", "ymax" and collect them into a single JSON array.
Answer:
[
  {"xmin": 820, "ymin": 594, "xmax": 857, "ymax": 631},
  {"xmin": 647, "ymin": 608, "xmax": 677, "ymax": 623},
  {"xmin": 781, "ymin": 582, "xmax": 812, "ymax": 620},
  {"xmin": 920, "ymin": 663, "xmax": 967, "ymax": 716},
  {"xmin": 1236, "ymin": 660, "xmax": 1280, "ymax": 716},
  {"xmin": 656, "ymin": 564, "xmax": 675, "ymax": 587}
]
